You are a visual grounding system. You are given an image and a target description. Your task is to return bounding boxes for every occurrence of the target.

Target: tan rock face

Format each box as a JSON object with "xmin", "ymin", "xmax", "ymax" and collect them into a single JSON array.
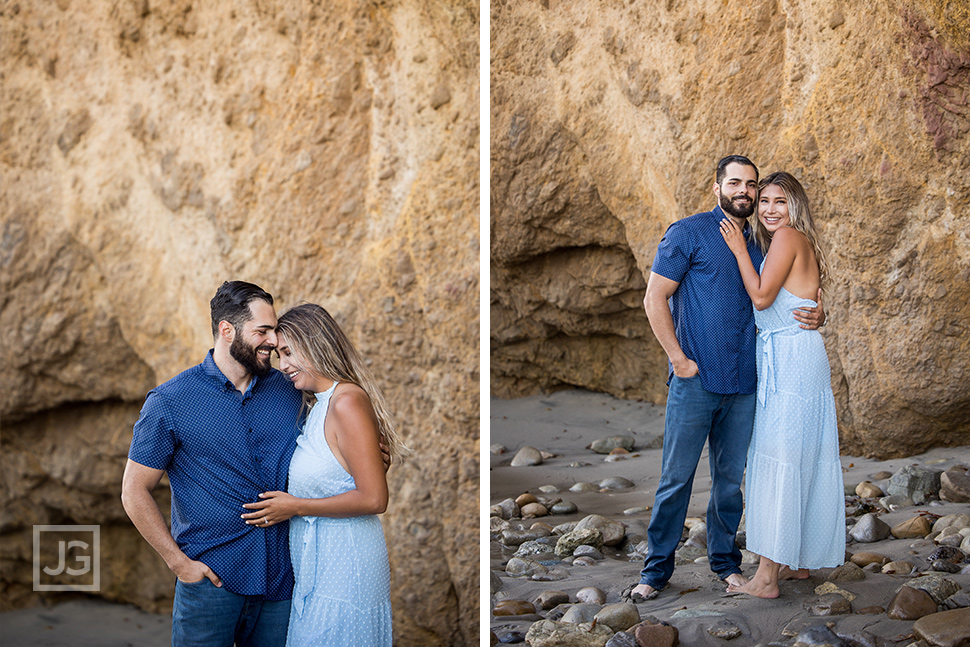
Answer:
[
  {"xmin": 490, "ymin": 0, "xmax": 970, "ymax": 457},
  {"xmin": 1, "ymin": 1, "xmax": 478, "ymax": 644}
]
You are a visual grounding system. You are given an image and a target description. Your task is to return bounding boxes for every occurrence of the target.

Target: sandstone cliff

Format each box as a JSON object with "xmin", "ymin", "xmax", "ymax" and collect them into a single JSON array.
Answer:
[
  {"xmin": 491, "ymin": 0, "xmax": 969, "ymax": 458},
  {"xmin": 1, "ymin": 1, "xmax": 479, "ymax": 644}
]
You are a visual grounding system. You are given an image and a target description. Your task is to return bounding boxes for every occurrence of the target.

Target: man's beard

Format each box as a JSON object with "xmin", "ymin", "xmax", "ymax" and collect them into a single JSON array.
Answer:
[
  {"xmin": 230, "ymin": 334, "xmax": 274, "ymax": 378},
  {"xmin": 719, "ymin": 192, "xmax": 755, "ymax": 219}
]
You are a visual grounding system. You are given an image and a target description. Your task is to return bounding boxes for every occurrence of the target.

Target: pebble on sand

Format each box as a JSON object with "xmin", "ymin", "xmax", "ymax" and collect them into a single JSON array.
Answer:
[
  {"xmin": 914, "ymin": 607, "xmax": 970, "ymax": 647},
  {"xmin": 511, "ymin": 446, "xmax": 544, "ymax": 467}
]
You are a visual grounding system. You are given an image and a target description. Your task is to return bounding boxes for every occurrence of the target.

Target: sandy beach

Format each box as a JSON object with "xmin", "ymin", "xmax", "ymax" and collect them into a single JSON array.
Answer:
[
  {"xmin": 489, "ymin": 389, "xmax": 970, "ymax": 646},
  {"xmin": 0, "ymin": 599, "xmax": 170, "ymax": 647}
]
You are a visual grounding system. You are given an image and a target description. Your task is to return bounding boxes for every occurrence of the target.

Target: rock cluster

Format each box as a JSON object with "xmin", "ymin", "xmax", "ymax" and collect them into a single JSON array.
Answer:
[
  {"xmin": 492, "ymin": 443, "xmax": 970, "ymax": 646},
  {"xmin": 490, "ymin": 0, "xmax": 970, "ymax": 458},
  {"xmin": 1, "ymin": 1, "xmax": 478, "ymax": 644}
]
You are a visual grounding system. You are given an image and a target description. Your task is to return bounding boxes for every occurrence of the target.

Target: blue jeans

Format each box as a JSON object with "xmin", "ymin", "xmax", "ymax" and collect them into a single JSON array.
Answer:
[
  {"xmin": 172, "ymin": 578, "xmax": 291, "ymax": 647},
  {"xmin": 639, "ymin": 375, "xmax": 755, "ymax": 589}
]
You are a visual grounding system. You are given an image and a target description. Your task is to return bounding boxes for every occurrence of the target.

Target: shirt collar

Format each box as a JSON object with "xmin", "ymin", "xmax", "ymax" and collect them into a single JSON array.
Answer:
[{"xmin": 202, "ymin": 349, "xmax": 262, "ymax": 393}]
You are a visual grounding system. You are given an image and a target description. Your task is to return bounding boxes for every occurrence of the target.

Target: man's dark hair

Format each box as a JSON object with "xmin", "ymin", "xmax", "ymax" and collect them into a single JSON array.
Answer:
[
  {"xmin": 715, "ymin": 155, "xmax": 759, "ymax": 185},
  {"xmin": 209, "ymin": 281, "xmax": 274, "ymax": 338}
]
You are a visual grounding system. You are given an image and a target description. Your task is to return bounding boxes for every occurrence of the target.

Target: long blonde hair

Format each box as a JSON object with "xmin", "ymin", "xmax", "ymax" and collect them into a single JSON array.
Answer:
[
  {"xmin": 276, "ymin": 303, "xmax": 411, "ymax": 461},
  {"xmin": 751, "ymin": 171, "xmax": 829, "ymax": 286}
]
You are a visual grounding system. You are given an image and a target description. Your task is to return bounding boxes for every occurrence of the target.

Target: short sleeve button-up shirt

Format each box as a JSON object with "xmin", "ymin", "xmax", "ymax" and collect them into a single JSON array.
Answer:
[
  {"xmin": 128, "ymin": 351, "xmax": 304, "ymax": 600},
  {"xmin": 650, "ymin": 205, "xmax": 765, "ymax": 395}
]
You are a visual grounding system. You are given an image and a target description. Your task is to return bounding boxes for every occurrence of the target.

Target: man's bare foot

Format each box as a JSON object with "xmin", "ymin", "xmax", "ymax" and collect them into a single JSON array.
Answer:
[
  {"xmin": 630, "ymin": 583, "xmax": 660, "ymax": 601},
  {"xmin": 723, "ymin": 573, "xmax": 748, "ymax": 592},
  {"xmin": 778, "ymin": 566, "xmax": 809, "ymax": 580}
]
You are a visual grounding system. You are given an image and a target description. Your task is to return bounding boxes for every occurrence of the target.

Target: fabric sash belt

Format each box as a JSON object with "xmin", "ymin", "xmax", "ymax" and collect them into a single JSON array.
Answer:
[
  {"xmin": 292, "ymin": 516, "xmax": 318, "ymax": 618},
  {"xmin": 758, "ymin": 323, "xmax": 803, "ymax": 407}
]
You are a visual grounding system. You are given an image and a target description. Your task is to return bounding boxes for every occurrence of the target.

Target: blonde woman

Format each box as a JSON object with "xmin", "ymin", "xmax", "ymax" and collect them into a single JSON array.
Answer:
[
  {"xmin": 241, "ymin": 303, "xmax": 409, "ymax": 645},
  {"xmin": 719, "ymin": 171, "xmax": 844, "ymax": 598}
]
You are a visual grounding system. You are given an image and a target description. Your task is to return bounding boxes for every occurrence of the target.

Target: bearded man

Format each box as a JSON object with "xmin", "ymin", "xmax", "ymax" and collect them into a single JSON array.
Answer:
[
  {"xmin": 122, "ymin": 281, "xmax": 302, "ymax": 646},
  {"xmin": 628, "ymin": 156, "xmax": 825, "ymax": 601}
]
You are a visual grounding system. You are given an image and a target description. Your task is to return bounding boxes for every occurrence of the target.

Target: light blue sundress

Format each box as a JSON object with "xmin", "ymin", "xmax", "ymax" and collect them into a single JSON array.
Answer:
[
  {"xmin": 743, "ymin": 262, "xmax": 845, "ymax": 569},
  {"xmin": 286, "ymin": 382, "xmax": 392, "ymax": 646}
]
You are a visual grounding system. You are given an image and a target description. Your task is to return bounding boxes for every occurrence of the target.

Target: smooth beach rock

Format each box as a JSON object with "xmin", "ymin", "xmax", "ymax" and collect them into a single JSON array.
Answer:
[
  {"xmin": 850, "ymin": 551, "xmax": 890, "ymax": 567},
  {"xmin": 516, "ymin": 493, "xmax": 538, "ymax": 506},
  {"xmin": 887, "ymin": 466, "xmax": 942, "ymax": 504},
  {"xmin": 740, "ymin": 549, "xmax": 760, "ymax": 564},
  {"xmin": 598, "ymin": 477, "xmax": 635, "ymax": 490},
  {"xmin": 491, "ymin": 444, "xmax": 507, "ymax": 454},
  {"xmin": 525, "ymin": 619, "xmax": 614, "ymax": 647},
  {"xmin": 505, "ymin": 557, "xmax": 548, "ymax": 578},
  {"xmin": 937, "ymin": 533, "xmax": 965, "ymax": 548},
  {"xmin": 930, "ymin": 560, "xmax": 962, "ymax": 573},
  {"xmin": 593, "ymin": 603, "xmax": 641, "ymax": 632},
  {"xmin": 814, "ymin": 582, "xmax": 856, "ymax": 600},
  {"xmin": 491, "ymin": 517, "xmax": 513, "ymax": 533},
  {"xmin": 570, "ymin": 482, "xmax": 599, "ymax": 493},
  {"xmin": 515, "ymin": 540, "xmax": 556, "ymax": 558},
  {"xmin": 808, "ymin": 593, "xmax": 852, "ymax": 616},
  {"xmin": 706, "ymin": 620, "xmax": 742, "ymax": 641},
  {"xmin": 829, "ymin": 562, "xmax": 866, "ymax": 581},
  {"xmin": 573, "ymin": 545, "xmax": 605, "ymax": 560},
  {"xmin": 913, "ymin": 608, "xmax": 970, "ymax": 647},
  {"xmin": 551, "ymin": 501, "xmax": 579, "ymax": 515},
  {"xmin": 497, "ymin": 498, "xmax": 521, "ymax": 519},
  {"xmin": 577, "ymin": 587, "xmax": 607, "ymax": 605},
  {"xmin": 871, "ymin": 471, "xmax": 894, "ymax": 481},
  {"xmin": 634, "ymin": 623, "xmax": 678, "ymax": 647},
  {"xmin": 674, "ymin": 544, "xmax": 707, "ymax": 565},
  {"xmin": 511, "ymin": 446, "xmax": 544, "ymax": 467},
  {"xmin": 928, "ymin": 546, "xmax": 965, "ymax": 564},
  {"xmin": 906, "ymin": 573, "xmax": 962, "ymax": 605},
  {"xmin": 556, "ymin": 529, "xmax": 604, "ymax": 557},
  {"xmin": 933, "ymin": 513, "xmax": 970, "ymax": 533},
  {"xmin": 496, "ymin": 631, "xmax": 525, "ymax": 644},
  {"xmin": 685, "ymin": 522, "xmax": 708, "ymax": 548},
  {"xmin": 604, "ymin": 631, "xmax": 638, "ymax": 647},
  {"xmin": 882, "ymin": 560, "xmax": 917, "ymax": 574},
  {"xmin": 589, "ymin": 436, "xmax": 635, "ymax": 454},
  {"xmin": 879, "ymin": 494, "xmax": 916, "ymax": 511},
  {"xmin": 893, "ymin": 515, "xmax": 934, "ymax": 538},
  {"xmin": 561, "ymin": 603, "xmax": 603, "ymax": 624},
  {"xmin": 553, "ymin": 521, "xmax": 579, "ymax": 534},
  {"xmin": 888, "ymin": 586, "xmax": 939, "ymax": 620},
  {"xmin": 573, "ymin": 556, "xmax": 597, "ymax": 566},
  {"xmin": 533, "ymin": 567, "xmax": 570, "ymax": 582},
  {"xmin": 574, "ymin": 514, "xmax": 626, "ymax": 546},
  {"xmin": 623, "ymin": 507, "xmax": 651, "ymax": 516},
  {"xmin": 962, "ymin": 535, "xmax": 970, "ymax": 554},
  {"xmin": 502, "ymin": 528, "xmax": 550, "ymax": 546},
  {"xmin": 493, "ymin": 599, "xmax": 537, "ymax": 616},
  {"xmin": 943, "ymin": 590, "xmax": 970, "ymax": 610},
  {"xmin": 856, "ymin": 481, "xmax": 884, "ymax": 498},
  {"xmin": 521, "ymin": 502, "xmax": 550, "ymax": 518},
  {"xmin": 850, "ymin": 514, "xmax": 892, "ymax": 542},
  {"xmin": 534, "ymin": 590, "xmax": 570, "ymax": 610},
  {"xmin": 940, "ymin": 468, "xmax": 970, "ymax": 503},
  {"xmin": 538, "ymin": 485, "xmax": 560, "ymax": 494},
  {"xmin": 857, "ymin": 605, "xmax": 886, "ymax": 614},
  {"xmin": 794, "ymin": 624, "xmax": 847, "ymax": 646}
]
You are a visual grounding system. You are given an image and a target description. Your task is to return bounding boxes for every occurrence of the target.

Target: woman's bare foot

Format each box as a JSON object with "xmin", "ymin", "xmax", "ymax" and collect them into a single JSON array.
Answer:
[
  {"xmin": 778, "ymin": 566, "xmax": 810, "ymax": 580},
  {"xmin": 727, "ymin": 577, "xmax": 780, "ymax": 599},
  {"xmin": 723, "ymin": 573, "xmax": 748, "ymax": 592}
]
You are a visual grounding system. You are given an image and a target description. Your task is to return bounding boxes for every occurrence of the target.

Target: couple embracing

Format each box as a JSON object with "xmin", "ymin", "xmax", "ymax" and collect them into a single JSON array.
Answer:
[
  {"xmin": 630, "ymin": 155, "xmax": 845, "ymax": 601},
  {"xmin": 122, "ymin": 281, "xmax": 408, "ymax": 646}
]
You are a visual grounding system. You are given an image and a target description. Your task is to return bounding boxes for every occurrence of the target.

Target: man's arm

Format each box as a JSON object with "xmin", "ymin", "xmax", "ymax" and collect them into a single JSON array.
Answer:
[
  {"xmin": 120, "ymin": 459, "xmax": 222, "ymax": 586},
  {"xmin": 643, "ymin": 271, "xmax": 698, "ymax": 378}
]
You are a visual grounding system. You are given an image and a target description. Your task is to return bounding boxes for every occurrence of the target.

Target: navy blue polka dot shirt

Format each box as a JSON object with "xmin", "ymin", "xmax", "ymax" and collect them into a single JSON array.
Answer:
[
  {"xmin": 651, "ymin": 205, "xmax": 765, "ymax": 395},
  {"xmin": 128, "ymin": 350, "xmax": 305, "ymax": 600}
]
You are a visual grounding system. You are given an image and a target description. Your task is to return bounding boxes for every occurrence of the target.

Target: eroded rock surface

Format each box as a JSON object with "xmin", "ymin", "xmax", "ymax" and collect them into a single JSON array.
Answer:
[
  {"xmin": 490, "ymin": 0, "xmax": 970, "ymax": 457},
  {"xmin": 1, "ymin": 1, "xmax": 478, "ymax": 644}
]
